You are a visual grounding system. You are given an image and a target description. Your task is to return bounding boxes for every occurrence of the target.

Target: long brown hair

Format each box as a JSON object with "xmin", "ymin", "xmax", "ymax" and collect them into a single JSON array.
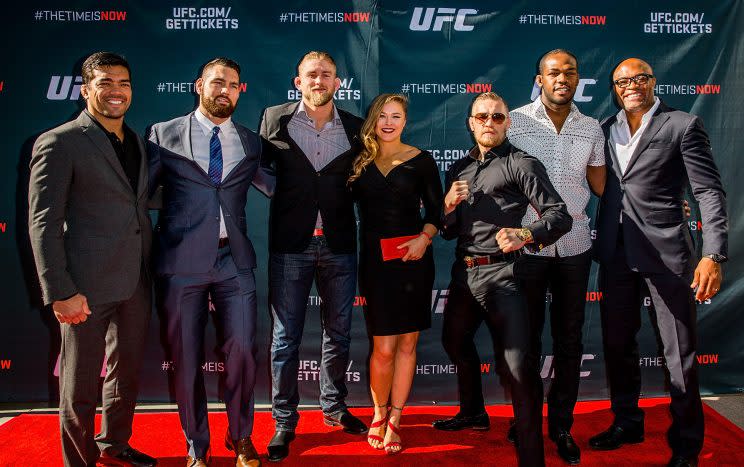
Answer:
[{"xmin": 348, "ymin": 93, "xmax": 408, "ymax": 184}]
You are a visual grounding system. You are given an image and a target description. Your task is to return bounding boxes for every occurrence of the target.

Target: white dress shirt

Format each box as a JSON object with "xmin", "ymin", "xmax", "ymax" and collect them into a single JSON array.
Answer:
[
  {"xmin": 191, "ymin": 109, "xmax": 246, "ymax": 238},
  {"xmin": 610, "ymin": 97, "xmax": 661, "ymax": 175},
  {"xmin": 509, "ymin": 98, "xmax": 605, "ymax": 257}
]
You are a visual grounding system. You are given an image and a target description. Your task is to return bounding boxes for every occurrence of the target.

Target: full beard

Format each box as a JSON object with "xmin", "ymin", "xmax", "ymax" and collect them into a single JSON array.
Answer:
[
  {"xmin": 201, "ymin": 95, "xmax": 235, "ymax": 118},
  {"xmin": 305, "ymin": 89, "xmax": 334, "ymax": 107}
]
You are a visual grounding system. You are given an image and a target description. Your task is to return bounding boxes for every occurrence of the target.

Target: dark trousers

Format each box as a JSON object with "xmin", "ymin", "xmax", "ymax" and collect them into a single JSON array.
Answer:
[
  {"xmin": 59, "ymin": 269, "xmax": 150, "ymax": 467},
  {"xmin": 599, "ymin": 236, "xmax": 703, "ymax": 458},
  {"xmin": 269, "ymin": 235, "xmax": 357, "ymax": 431},
  {"xmin": 520, "ymin": 251, "xmax": 592, "ymax": 434},
  {"xmin": 442, "ymin": 261, "xmax": 545, "ymax": 467},
  {"xmin": 161, "ymin": 246, "xmax": 258, "ymax": 459}
]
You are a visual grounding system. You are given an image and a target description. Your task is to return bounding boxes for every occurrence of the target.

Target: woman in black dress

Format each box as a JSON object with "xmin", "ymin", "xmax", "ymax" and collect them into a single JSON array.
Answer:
[{"xmin": 349, "ymin": 93, "xmax": 443, "ymax": 454}]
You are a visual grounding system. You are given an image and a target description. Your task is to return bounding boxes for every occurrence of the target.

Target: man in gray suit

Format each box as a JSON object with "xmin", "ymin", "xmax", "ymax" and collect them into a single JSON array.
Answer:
[
  {"xmin": 591, "ymin": 58, "xmax": 728, "ymax": 467},
  {"xmin": 29, "ymin": 52, "xmax": 156, "ymax": 467},
  {"xmin": 148, "ymin": 57, "xmax": 272, "ymax": 467}
]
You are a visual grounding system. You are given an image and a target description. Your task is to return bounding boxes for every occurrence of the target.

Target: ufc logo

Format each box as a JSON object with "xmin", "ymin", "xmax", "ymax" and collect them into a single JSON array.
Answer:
[
  {"xmin": 531, "ymin": 78, "xmax": 597, "ymax": 102},
  {"xmin": 409, "ymin": 7, "xmax": 478, "ymax": 31}
]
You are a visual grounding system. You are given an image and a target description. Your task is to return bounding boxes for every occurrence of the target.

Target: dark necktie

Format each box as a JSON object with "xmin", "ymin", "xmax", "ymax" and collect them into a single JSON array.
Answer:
[{"xmin": 208, "ymin": 126, "xmax": 223, "ymax": 185}]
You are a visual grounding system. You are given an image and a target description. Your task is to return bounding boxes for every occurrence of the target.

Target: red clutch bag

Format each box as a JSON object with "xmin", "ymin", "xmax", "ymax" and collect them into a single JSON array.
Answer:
[{"xmin": 380, "ymin": 235, "xmax": 420, "ymax": 261}]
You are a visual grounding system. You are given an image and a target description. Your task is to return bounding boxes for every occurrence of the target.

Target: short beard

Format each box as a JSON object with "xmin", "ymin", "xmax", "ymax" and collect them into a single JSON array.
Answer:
[
  {"xmin": 476, "ymin": 133, "xmax": 503, "ymax": 149},
  {"xmin": 305, "ymin": 89, "xmax": 334, "ymax": 107},
  {"xmin": 201, "ymin": 95, "xmax": 235, "ymax": 118}
]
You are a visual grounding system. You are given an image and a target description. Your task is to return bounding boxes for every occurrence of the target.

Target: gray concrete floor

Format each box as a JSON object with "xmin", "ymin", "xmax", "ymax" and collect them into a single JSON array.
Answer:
[{"xmin": 703, "ymin": 394, "xmax": 744, "ymax": 429}]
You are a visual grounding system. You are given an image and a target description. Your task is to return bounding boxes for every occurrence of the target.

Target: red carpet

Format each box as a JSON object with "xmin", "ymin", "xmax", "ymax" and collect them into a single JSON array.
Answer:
[{"xmin": 1, "ymin": 398, "xmax": 742, "ymax": 466}]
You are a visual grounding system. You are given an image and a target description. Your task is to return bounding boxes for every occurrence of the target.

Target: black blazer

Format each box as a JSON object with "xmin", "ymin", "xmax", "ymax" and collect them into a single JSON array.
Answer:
[
  {"xmin": 595, "ymin": 101, "xmax": 727, "ymax": 275},
  {"xmin": 259, "ymin": 101, "xmax": 363, "ymax": 254}
]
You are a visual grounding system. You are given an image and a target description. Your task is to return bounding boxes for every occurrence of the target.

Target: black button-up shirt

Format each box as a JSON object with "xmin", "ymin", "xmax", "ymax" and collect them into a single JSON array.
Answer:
[
  {"xmin": 85, "ymin": 110, "xmax": 140, "ymax": 192},
  {"xmin": 441, "ymin": 139, "xmax": 572, "ymax": 257}
]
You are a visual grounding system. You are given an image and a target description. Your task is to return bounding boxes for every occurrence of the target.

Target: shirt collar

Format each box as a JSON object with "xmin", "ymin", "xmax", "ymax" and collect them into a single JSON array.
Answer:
[
  {"xmin": 531, "ymin": 96, "xmax": 580, "ymax": 123},
  {"xmin": 84, "ymin": 109, "xmax": 131, "ymax": 142},
  {"xmin": 616, "ymin": 96, "xmax": 660, "ymax": 126},
  {"xmin": 194, "ymin": 108, "xmax": 233, "ymax": 135},
  {"xmin": 296, "ymin": 100, "xmax": 342, "ymax": 126},
  {"xmin": 468, "ymin": 138, "xmax": 512, "ymax": 161}
]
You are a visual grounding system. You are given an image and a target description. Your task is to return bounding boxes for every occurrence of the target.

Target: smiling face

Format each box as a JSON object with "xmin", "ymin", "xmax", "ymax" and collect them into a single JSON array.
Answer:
[
  {"xmin": 375, "ymin": 101, "xmax": 407, "ymax": 143},
  {"xmin": 80, "ymin": 65, "xmax": 131, "ymax": 121},
  {"xmin": 196, "ymin": 64, "xmax": 240, "ymax": 120},
  {"xmin": 469, "ymin": 98, "xmax": 511, "ymax": 151},
  {"xmin": 613, "ymin": 58, "xmax": 656, "ymax": 114},
  {"xmin": 537, "ymin": 52, "xmax": 579, "ymax": 106},
  {"xmin": 294, "ymin": 58, "xmax": 340, "ymax": 107}
]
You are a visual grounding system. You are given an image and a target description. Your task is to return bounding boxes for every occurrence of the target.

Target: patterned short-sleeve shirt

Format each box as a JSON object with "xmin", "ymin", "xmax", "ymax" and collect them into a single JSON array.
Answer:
[{"xmin": 508, "ymin": 98, "xmax": 605, "ymax": 257}]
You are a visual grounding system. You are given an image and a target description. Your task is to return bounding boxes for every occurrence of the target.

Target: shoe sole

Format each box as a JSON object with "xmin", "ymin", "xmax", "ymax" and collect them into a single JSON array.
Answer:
[
  {"xmin": 323, "ymin": 418, "xmax": 367, "ymax": 434},
  {"xmin": 589, "ymin": 438, "xmax": 644, "ymax": 451},
  {"xmin": 432, "ymin": 425, "xmax": 490, "ymax": 431}
]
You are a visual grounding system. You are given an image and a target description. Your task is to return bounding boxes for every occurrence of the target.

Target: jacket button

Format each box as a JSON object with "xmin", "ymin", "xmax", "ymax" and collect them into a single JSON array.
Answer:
[{"xmin": 135, "ymin": 229, "xmax": 140, "ymax": 234}]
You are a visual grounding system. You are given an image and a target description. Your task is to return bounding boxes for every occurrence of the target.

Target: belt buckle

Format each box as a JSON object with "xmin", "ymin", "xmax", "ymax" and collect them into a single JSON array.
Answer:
[{"xmin": 464, "ymin": 256, "xmax": 475, "ymax": 268}]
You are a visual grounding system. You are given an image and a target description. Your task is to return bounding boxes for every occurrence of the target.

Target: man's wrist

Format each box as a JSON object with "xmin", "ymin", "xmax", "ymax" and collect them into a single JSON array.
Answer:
[
  {"xmin": 705, "ymin": 254, "xmax": 727, "ymax": 264},
  {"xmin": 515, "ymin": 227, "xmax": 533, "ymax": 244}
]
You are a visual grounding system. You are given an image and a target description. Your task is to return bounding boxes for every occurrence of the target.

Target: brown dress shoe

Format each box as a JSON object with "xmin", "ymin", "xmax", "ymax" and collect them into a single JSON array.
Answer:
[
  {"xmin": 186, "ymin": 456, "xmax": 208, "ymax": 467},
  {"xmin": 226, "ymin": 433, "xmax": 261, "ymax": 467}
]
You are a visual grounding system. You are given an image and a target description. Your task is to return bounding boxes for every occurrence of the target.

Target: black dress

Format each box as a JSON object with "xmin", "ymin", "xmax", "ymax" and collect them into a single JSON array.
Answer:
[{"xmin": 353, "ymin": 151, "xmax": 444, "ymax": 336}]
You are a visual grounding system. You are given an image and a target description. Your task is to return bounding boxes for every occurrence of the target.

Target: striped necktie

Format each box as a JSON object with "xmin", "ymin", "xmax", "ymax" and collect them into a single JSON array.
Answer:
[{"xmin": 208, "ymin": 126, "xmax": 223, "ymax": 185}]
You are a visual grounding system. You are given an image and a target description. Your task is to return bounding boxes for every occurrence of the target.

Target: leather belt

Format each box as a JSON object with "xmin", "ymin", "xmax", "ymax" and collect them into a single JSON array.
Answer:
[
  {"xmin": 218, "ymin": 237, "xmax": 229, "ymax": 248},
  {"xmin": 313, "ymin": 228, "xmax": 324, "ymax": 237},
  {"xmin": 462, "ymin": 250, "xmax": 521, "ymax": 268}
]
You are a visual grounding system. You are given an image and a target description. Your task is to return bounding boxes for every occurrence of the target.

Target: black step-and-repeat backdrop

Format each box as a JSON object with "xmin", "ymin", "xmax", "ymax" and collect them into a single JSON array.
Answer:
[{"xmin": 1, "ymin": 1, "xmax": 743, "ymax": 405}]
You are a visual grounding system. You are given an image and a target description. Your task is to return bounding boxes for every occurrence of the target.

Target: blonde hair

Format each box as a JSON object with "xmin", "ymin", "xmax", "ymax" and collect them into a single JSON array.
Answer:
[
  {"xmin": 349, "ymin": 93, "xmax": 408, "ymax": 184},
  {"xmin": 296, "ymin": 51, "xmax": 336, "ymax": 75}
]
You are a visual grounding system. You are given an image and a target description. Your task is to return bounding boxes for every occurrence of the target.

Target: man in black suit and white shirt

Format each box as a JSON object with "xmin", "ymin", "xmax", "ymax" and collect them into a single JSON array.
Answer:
[{"xmin": 590, "ymin": 58, "xmax": 728, "ymax": 467}]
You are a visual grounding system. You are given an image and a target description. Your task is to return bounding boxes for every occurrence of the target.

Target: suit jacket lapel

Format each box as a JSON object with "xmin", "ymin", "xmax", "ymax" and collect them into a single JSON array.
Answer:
[
  {"xmin": 135, "ymin": 135, "xmax": 148, "ymax": 199},
  {"xmin": 179, "ymin": 113, "xmax": 195, "ymax": 160},
  {"xmin": 601, "ymin": 116, "xmax": 623, "ymax": 180},
  {"xmin": 77, "ymin": 112, "xmax": 133, "ymax": 193},
  {"xmin": 278, "ymin": 102, "xmax": 321, "ymax": 173},
  {"xmin": 338, "ymin": 110, "xmax": 360, "ymax": 148},
  {"xmin": 622, "ymin": 105, "xmax": 669, "ymax": 177}
]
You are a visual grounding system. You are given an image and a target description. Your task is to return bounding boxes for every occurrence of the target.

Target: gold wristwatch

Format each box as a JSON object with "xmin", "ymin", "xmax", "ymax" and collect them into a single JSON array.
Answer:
[{"xmin": 515, "ymin": 228, "xmax": 533, "ymax": 244}]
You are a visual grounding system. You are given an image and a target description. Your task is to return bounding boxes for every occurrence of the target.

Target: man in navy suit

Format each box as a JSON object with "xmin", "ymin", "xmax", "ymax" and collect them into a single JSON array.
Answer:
[
  {"xmin": 148, "ymin": 57, "xmax": 273, "ymax": 467},
  {"xmin": 590, "ymin": 58, "xmax": 728, "ymax": 467}
]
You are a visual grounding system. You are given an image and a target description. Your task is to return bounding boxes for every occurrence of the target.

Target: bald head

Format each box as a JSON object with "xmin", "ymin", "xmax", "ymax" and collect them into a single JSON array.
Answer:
[
  {"xmin": 612, "ymin": 57, "xmax": 656, "ymax": 114},
  {"xmin": 613, "ymin": 58, "xmax": 653, "ymax": 80}
]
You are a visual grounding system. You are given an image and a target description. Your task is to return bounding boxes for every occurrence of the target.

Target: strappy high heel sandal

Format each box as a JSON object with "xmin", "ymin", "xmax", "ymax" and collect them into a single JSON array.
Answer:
[
  {"xmin": 384, "ymin": 405, "xmax": 404, "ymax": 455},
  {"xmin": 367, "ymin": 403, "xmax": 388, "ymax": 449}
]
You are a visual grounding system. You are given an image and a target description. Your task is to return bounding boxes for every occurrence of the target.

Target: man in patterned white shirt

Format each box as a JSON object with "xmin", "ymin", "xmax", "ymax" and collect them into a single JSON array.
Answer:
[{"xmin": 508, "ymin": 49, "xmax": 605, "ymax": 465}]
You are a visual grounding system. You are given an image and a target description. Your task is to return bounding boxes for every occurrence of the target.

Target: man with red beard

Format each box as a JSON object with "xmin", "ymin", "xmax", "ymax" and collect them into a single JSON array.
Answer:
[
  {"xmin": 259, "ymin": 51, "xmax": 366, "ymax": 462},
  {"xmin": 147, "ymin": 58, "xmax": 273, "ymax": 467},
  {"xmin": 433, "ymin": 92, "xmax": 572, "ymax": 467}
]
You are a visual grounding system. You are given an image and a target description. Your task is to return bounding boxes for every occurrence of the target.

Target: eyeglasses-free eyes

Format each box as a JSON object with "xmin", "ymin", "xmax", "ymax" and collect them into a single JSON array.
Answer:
[
  {"xmin": 470, "ymin": 112, "xmax": 507, "ymax": 125},
  {"xmin": 613, "ymin": 73, "xmax": 654, "ymax": 88}
]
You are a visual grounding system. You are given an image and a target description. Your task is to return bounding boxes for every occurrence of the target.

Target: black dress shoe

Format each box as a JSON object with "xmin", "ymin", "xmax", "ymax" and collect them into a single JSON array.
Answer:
[
  {"xmin": 432, "ymin": 412, "xmax": 490, "ymax": 431},
  {"xmin": 100, "ymin": 447, "xmax": 157, "ymax": 466},
  {"xmin": 323, "ymin": 410, "xmax": 367, "ymax": 434},
  {"xmin": 550, "ymin": 430, "xmax": 581, "ymax": 465},
  {"xmin": 668, "ymin": 456, "xmax": 698, "ymax": 467},
  {"xmin": 267, "ymin": 430, "xmax": 295, "ymax": 462},
  {"xmin": 588, "ymin": 425, "xmax": 644, "ymax": 450},
  {"xmin": 507, "ymin": 420, "xmax": 517, "ymax": 445}
]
